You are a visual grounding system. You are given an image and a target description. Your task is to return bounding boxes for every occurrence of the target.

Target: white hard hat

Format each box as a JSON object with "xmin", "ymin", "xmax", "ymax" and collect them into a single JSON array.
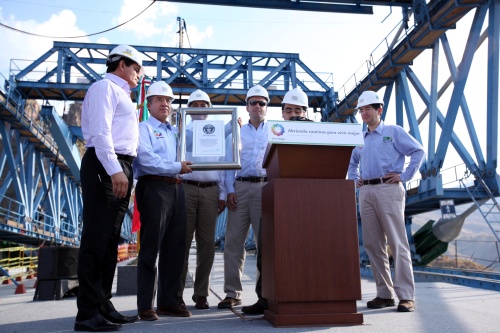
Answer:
[
  {"xmin": 357, "ymin": 90, "xmax": 384, "ymax": 108},
  {"xmin": 188, "ymin": 89, "xmax": 212, "ymax": 107},
  {"xmin": 246, "ymin": 85, "xmax": 269, "ymax": 102},
  {"xmin": 146, "ymin": 81, "xmax": 175, "ymax": 99},
  {"xmin": 282, "ymin": 87, "xmax": 308, "ymax": 107},
  {"xmin": 107, "ymin": 45, "xmax": 143, "ymax": 69}
]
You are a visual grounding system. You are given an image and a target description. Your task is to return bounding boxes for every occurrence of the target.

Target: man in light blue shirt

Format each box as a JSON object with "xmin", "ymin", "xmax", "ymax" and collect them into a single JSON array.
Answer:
[
  {"xmin": 218, "ymin": 85, "xmax": 269, "ymax": 310},
  {"xmin": 348, "ymin": 90, "xmax": 425, "ymax": 313},
  {"xmin": 133, "ymin": 81, "xmax": 193, "ymax": 321}
]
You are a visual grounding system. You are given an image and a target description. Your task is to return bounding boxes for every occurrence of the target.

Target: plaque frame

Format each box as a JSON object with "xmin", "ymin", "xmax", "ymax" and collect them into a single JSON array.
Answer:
[{"xmin": 177, "ymin": 107, "xmax": 241, "ymax": 170}]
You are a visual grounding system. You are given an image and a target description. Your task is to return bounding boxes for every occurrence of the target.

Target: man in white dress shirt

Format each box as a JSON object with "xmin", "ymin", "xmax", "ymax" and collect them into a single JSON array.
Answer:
[{"xmin": 76, "ymin": 45, "xmax": 142, "ymax": 332}]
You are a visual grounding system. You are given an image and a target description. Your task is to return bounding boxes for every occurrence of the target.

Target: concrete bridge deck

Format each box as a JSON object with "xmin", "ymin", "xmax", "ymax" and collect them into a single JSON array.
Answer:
[{"xmin": 1, "ymin": 251, "xmax": 500, "ymax": 333}]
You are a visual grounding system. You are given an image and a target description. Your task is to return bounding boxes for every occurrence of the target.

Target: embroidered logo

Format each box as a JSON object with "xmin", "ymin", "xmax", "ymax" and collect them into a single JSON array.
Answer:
[
  {"xmin": 153, "ymin": 130, "xmax": 163, "ymax": 138},
  {"xmin": 383, "ymin": 136, "xmax": 392, "ymax": 143}
]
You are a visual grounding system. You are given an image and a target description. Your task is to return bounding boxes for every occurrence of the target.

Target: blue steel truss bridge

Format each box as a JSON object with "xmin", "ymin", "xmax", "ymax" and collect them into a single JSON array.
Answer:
[{"xmin": 0, "ymin": 1, "xmax": 499, "ymax": 281}]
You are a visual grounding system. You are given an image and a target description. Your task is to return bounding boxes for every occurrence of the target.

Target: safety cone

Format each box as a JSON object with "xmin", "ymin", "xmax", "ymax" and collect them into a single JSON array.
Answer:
[{"xmin": 15, "ymin": 284, "xmax": 26, "ymax": 294}]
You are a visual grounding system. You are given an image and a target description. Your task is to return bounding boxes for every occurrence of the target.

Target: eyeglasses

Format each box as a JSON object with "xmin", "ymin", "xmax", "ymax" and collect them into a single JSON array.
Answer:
[{"xmin": 248, "ymin": 100, "xmax": 267, "ymax": 107}]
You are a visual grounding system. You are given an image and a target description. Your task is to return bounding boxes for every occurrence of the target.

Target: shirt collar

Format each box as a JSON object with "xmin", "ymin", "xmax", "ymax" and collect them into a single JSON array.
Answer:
[
  {"xmin": 148, "ymin": 116, "xmax": 172, "ymax": 130},
  {"xmin": 105, "ymin": 73, "xmax": 131, "ymax": 94},
  {"xmin": 246, "ymin": 120, "xmax": 266, "ymax": 129},
  {"xmin": 364, "ymin": 120, "xmax": 385, "ymax": 137}
]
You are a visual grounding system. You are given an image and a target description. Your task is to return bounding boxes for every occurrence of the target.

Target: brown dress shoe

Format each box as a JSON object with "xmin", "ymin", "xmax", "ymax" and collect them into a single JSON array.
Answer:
[
  {"xmin": 192, "ymin": 295, "xmax": 209, "ymax": 310},
  {"xmin": 157, "ymin": 305, "xmax": 192, "ymax": 317},
  {"xmin": 138, "ymin": 309, "xmax": 159, "ymax": 321},
  {"xmin": 367, "ymin": 297, "xmax": 396, "ymax": 309},
  {"xmin": 397, "ymin": 300, "xmax": 415, "ymax": 312},
  {"xmin": 217, "ymin": 297, "xmax": 242, "ymax": 309}
]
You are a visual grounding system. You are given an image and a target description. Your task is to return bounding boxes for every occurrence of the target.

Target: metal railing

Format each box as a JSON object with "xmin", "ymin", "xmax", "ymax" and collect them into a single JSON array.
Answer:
[
  {"xmin": 0, "ymin": 194, "xmax": 79, "ymax": 245},
  {"xmin": 0, "ymin": 246, "xmax": 38, "ymax": 284}
]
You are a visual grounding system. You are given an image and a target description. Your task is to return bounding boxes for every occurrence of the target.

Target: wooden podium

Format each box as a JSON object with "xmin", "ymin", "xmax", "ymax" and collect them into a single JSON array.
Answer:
[{"xmin": 261, "ymin": 144, "xmax": 363, "ymax": 327}]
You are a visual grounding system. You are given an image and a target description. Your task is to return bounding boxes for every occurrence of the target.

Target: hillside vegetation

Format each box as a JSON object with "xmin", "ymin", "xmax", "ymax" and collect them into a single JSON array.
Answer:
[{"xmin": 429, "ymin": 255, "xmax": 492, "ymax": 271}]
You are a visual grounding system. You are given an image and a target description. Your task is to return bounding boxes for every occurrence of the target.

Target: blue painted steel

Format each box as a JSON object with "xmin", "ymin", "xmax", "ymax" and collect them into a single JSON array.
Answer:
[
  {"xmin": 397, "ymin": 70, "xmax": 423, "ymax": 143},
  {"xmin": 0, "ymin": 97, "xmax": 82, "ymax": 245},
  {"xmin": 362, "ymin": 266, "xmax": 500, "ymax": 291},
  {"xmin": 432, "ymin": 6, "xmax": 488, "ymax": 172},
  {"xmin": 440, "ymin": 35, "xmax": 485, "ymax": 168},
  {"xmin": 40, "ymin": 105, "xmax": 81, "ymax": 182},
  {"xmin": 163, "ymin": 0, "xmax": 379, "ymax": 14},
  {"xmin": 486, "ymin": 0, "xmax": 500, "ymax": 189},
  {"xmin": 428, "ymin": 42, "xmax": 439, "ymax": 163},
  {"xmin": 0, "ymin": 266, "xmax": 19, "ymax": 286},
  {"xmin": 11, "ymin": 42, "xmax": 332, "ymax": 113}
]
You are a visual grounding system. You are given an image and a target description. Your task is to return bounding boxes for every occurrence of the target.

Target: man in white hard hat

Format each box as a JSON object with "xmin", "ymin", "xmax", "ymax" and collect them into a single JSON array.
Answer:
[
  {"xmin": 281, "ymin": 87, "xmax": 308, "ymax": 120},
  {"xmin": 76, "ymin": 44, "xmax": 143, "ymax": 332},
  {"xmin": 347, "ymin": 90, "xmax": 425, "ymax": 313},
  {"xmin": 177, "ymin": 90, "xmax": 227, "ymax": 310},
  {"xmin": 218, "ymin": 85, "xmax": 269, "ymax": 310},
  {"xmin": 133, "ymin": 81, "xmax": 193, "ymax": 321}
]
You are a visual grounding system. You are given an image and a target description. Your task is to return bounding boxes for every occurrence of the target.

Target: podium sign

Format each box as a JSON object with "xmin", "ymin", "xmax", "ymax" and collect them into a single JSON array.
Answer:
[{"xmin": 267, "ymin": 121, "xmax": 363, "ymax": 146}]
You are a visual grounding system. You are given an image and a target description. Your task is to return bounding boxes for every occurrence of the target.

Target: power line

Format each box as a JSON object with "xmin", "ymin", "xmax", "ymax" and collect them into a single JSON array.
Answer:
[
  {"xmin": 0, "ymin": 0, "xmax": 119, "ymax": 15},
  {"xmin": 0, "ymin": 0, "xmax": 156, "ymax": 39}
]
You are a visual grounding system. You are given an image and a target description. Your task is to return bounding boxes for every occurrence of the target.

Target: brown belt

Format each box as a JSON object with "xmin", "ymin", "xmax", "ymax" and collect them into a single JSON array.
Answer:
[
  {"xmin": 362, "ymin": 177, "xmax": 391, "ymax": 185},
  {"xmin": 140, "ymin": 175, "xmax": 181, "ymax": 184},
  {"xmin": 236, "ymin": 176, "xmax": 268, "ymax": 182},
  {"xmin": 182, "ymin": 180, "xmax": 218, "ymax": 188}
]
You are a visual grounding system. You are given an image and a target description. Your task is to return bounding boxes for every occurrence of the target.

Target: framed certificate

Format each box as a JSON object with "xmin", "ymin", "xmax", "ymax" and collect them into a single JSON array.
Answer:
[{"xmin": 177, "ymin": 107, "xmax": 241, "ymax": 170}]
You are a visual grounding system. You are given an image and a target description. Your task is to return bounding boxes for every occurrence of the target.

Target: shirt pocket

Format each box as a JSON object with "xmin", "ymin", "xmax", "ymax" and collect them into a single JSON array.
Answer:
[{"xmin": 379, "ymin": 141, "xmax": 397, "ymax": 164}]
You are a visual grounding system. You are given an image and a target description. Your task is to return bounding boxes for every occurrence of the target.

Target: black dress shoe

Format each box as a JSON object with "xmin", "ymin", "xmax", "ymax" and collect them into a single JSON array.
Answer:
[
  {"xmin": 99, "ymin": 309, "xmax": 138, "ymax": 324},
  {"xmin": 74, "ymin": 314, "xmax": 121, "ymax": 332},
  {"xmin": 241, "ymin": 302, "xmax": 267, "ymax": 315},
  {"xmin": 178, "ymin": 296, "xmax": 187, "ymax": 310}
]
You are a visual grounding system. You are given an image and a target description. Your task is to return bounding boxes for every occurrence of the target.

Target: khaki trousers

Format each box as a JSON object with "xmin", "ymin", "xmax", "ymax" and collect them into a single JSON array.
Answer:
[
  {"xmin": 223, "ymin": 181, "xmax": 265, "ymax": 299},
  {"xmin": 179, "ymin": 184, "xmax": 219, "ymax": 297},
  {"xmin": 359, "ymin": 182, "xmax": 415, "ymax": 301}
]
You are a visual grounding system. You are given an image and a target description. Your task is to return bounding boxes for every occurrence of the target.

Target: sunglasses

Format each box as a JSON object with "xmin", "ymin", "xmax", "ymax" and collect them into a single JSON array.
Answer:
[{"xmin": 248, "ymin": 100, "xmax": 267, "ymax": 107}]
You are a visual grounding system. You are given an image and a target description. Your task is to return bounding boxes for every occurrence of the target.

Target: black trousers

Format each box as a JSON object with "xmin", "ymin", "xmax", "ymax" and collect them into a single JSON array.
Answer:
[
  {"xmin": 135, "ymin": 178, "xmax": 187, "ymax": 310},
  {"xmin": 76, "ymin": 149, "xmax": 133, "ymax": 320}
]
